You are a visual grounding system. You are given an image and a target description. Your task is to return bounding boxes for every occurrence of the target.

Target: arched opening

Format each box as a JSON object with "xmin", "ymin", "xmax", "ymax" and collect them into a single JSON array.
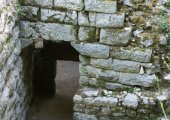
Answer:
[{"xmin": 27, "ymin": 41, "xmax": 80, "ymax": 120}]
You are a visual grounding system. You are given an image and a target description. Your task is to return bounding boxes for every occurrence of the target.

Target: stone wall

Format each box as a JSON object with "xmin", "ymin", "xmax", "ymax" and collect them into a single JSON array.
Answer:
[
  {"xmin": 18, "ymin": 0, "xmax": 170, "ymax": 120},
  {"xmin": 0, "ymin": 0, "xmax": 32, "ymax": 120}
]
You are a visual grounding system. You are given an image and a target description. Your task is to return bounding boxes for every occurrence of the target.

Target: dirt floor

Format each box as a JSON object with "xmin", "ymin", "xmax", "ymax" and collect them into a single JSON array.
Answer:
[{"xmin": 27, "ymin": 61, "xmax": 79, "ymax": 120}]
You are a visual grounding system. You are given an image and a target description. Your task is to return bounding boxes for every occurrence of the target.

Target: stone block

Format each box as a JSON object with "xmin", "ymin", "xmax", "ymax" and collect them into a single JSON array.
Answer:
[
  {"xmin": 79, "ymin": 76, "xmax": 89, "ymax": 85},
  {"xmin": 79, "ymin": 55, "xmax": 90, "ymax": 65},
  {"xmin": 97, "ymin": 70, "xmax": 119, "ymax": 81},
  {"xmin": 41, "ymin": 9, "xmax": 65, "ymax": 22},
  {"xmin": 111, "ymin": 47, "xmax": 152, "ymax": 63},
  {"xmin": 100, "ymin": 27, "xmax": 132, "ymax": 46},
  {"xmin": 72, "ymin": 43, "xmax": 110, "ymax": 59},
  {"xmin": 91, "ymin": 58, "xmax": 113, "ymax": 69},
  {"xmin": 93, "ymin": 97, "xmax": 118, "ymax": 107},
  {"xmin": 36, "ymin": 22, "xmax": 77, "ymax": 41},
  {"xmin": 54, "ymin": 0, "xmax": 84, "ymax": 11},
  {"xmin": 105, "ymin": 83, "xmax": 128, "ymax": 91},
  {"xmin": 119, "ymin": 73, "xmax": 157, "ymax": 87},
  {"xmin": 78, "ymin": 11, "xmax": 90, "ymax": 26},
  {"xmin": 21, "ymin": 6, "xmax": 39, "ymax": 20},
  {"xmin": 113, "ymin": 59, "xmax": 140, "ymax": 73},
  {"xmin": 78, "ymin": 27, "xmax": 96, "ymax": 42},
  {"xmin": 85, "ymin": 0, "xmax": 117, "ymax": 13},
  {"xmin": 122, "ymin": 93, "xmax": 138, "ymax": 108},
  {"xmin": 25, "ymin": 0, "xmax": 53, "ymax": 8},
  {"xmin": 64, "ymin": 11, "xmax": 78, "ymax": 25},
  {"xmin": 96, "ymin": 13, "xmax": 125, "ymax": 28},
  {"xmin": 82, "ymin": 89, "xmax": 99, "ymax": 97},
  {"xmin": 79, "ymin": 65, "xmax": 101, "ymax": 77},
  {"xmin": 73, "ymin": 112, "xmax": 97, "ymax": 120}
]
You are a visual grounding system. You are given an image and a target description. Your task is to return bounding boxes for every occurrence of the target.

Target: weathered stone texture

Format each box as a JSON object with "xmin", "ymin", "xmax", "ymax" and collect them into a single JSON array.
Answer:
[
  {"xmin": 54, "ymin": 0, "xmax": 84, "ymax": 11},
  {"xmin": 85, "ymin": 0, "xmax": 117, "ymax": 13},
  {"xmin": 72, "ymin": 43, "xmax": 110, "ymax": 59},
  {"xmin": 25, "ymin": 0, "xmax": 53, "ymax": 8},
  {"xmin": 36, "ymin": 22, "xmax": 77, "ymax": 41},
  {"xmin": 100, "ymin": 28, "xmax": 132, "ymax": 46}
]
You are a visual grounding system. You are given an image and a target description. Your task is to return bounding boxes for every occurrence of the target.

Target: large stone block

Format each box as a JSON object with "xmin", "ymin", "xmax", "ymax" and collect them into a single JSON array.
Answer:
[
  {"xmin": 122, "ymin": 93, "xmax": 138, "ymax": 108},
  {"xmin": 97, "ymin": 70, "xmax": 119, "ymax": 81},
  {"xmin": 111, "ymin": 47, "xmax": 152, "ymax": 63},
  {"xmin": 91, "ymin": 58, "xmax": 113, "ymax": 69},
  {"xmin": 119, "ymin": 73, "xmax": 157, "ymax": 87},
  {"xmin": 25, "ymin": 0, "xmax": 53, "ymax": 8},
  {"xmin": 100, "ymin": 28, "xmax": 132, "ymax": 46},
  {"xmin": 41, "ymin": 9, "xmax": 65, "ymax": 22},
  {"xmin": 36, "ymin": 22, "xmax": 77, "ymax": 41},
  {"xmin": 78, "ymin": 11, "xmax": 90, "ymax": 26},
  {"xmin": 72, "ymin": 43, "xmax": 110, "ymax": 58},
  {"xmin": 93, "ymin": 97, "xmax": 118, "ymax": 107},
  {"xmin": 54, "ymin": 0, "xmax": 84, "ymax": 11},
  {"xmin": 74, "ymin": 112, "xmax": 97, "ymax": 120},
  {"xmin": 113, "ymin": 59, "xmax": 140, "ymax": 73},
  {"xmin": 96, "ymin": 13, "xmax": 125, "ymax": 28},
  {"xmin": 79, "ymin": 65, "xmax": 101, "ymax": 77},
  {"xmin": 85, "ymin": 0, "xmax": 117, "ymax": 13},
  {"xmin": 78, "ymin": 27, "xmax": 96, "ymax": 42},
  {"xmin": 21, "ymin": 6, "xmax": 39, "ymax": 20}
]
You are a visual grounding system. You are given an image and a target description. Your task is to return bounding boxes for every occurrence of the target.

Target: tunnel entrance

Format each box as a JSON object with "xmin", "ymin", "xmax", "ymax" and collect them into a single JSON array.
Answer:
[{"xmin": 27, "ymin": 41, "xmax": 80, "ymax": 120}]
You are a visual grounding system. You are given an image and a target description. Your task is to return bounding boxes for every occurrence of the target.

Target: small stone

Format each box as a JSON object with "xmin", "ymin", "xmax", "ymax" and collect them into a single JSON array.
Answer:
[
  {"xmin": 157, "ymin": 95, "xmax": 168, "ymax": 101},
  {"xmin": 73, "ymin": 95, "xmax": 83, "ymax": 103},
  {"xmin": 83, "ymin": 89, "xmax": 99, "ymax": 97},
  {"xmin": 122, "ymin": 93, "xmax": 138, "ymax": 108},
  {"xmin": 164, "ymin": 74, "xmax": 170, "ymax": 82},
  {"xmin": 140, "ymin": 66, "xmax": 145, "ymax": 74},
  {"xmin": 160, "ymin": 35, "xmax": 167, "ymax": 45},
  {"xmin": 91, "ymin": 58, "xmax": 113, "ymax": 69},
  {"xmin": 78, "ymin": 11, "xmax": 89, "ymax": 26}
]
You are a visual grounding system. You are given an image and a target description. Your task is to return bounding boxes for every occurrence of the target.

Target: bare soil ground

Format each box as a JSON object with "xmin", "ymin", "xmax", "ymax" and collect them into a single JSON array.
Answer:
[{"xmin": 27, "ymin": 61, "xmax": 79, "ymax": 120}]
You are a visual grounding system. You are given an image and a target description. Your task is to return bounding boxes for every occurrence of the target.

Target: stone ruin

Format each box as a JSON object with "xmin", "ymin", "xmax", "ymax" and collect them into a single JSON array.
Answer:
[{"xmin": 0, "ymin": 0, "xmax": 170, "ymax": 119}]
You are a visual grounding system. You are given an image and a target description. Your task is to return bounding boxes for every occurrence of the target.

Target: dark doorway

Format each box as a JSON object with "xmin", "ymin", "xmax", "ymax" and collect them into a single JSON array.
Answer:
[{"xmin": 27, "ymin": 41, "xmax": 80, "ymax": 120}]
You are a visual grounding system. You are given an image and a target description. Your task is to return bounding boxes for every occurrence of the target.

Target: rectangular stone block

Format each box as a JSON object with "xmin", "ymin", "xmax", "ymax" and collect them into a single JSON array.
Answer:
[
  {"xmin": 21, "ymin": 6, "xmax": 39, "ymax": 20},
  {"xmin": 96, "ymin": 13, "xmax": 125, "ymax": 28},
  {"xmin": 113, "ymin": 59, "xmax": 140, "ymax": 73},
  {"xmin": 97, "ymin": 70, "xmax": 119, "ymax": 81},
  {"xmin": 91, "ymin": 58, "xmax": 113, "ymax": 69},
  {"xmin": 111, "ymin": 47, "xmax": 152, "ymax": 63},
  {"xmin": 25, "ymin": 0, "xmax": 53, "ymax": 8},
  {"xmin": 85, "ymin": 0, "xmax": 117, "ymax": 13},
  {"xmin": 78, "ymin": 11, "xmax": 90, "ymax": 26},
  {"xmin": 79, "ymin": 65, "xmax": 101, "ymax": 77},
  {"xmin": 78, "ymin": 27, "xmax": 96, "ymax": 42},
  {"xmin": 119, "ymin": 73, "xmax": 157, "ymax": 87},
  {"xmin": 36, "ymin": 22, "xmax": 77, "ymax": 41},
  {"xmin": 72, "ymin": 43, "xmax": 110, "ymax": 59},
  {"xmin": 54, "ymin": 0, "xmax": 84, "ymax": 11},
  {"xmin": 100, "ymin": 27, "xmax": 132, "ymax": 46},
  {"xmin": 41, "ymin": 9, "xmax": 65, "ymax": 22}
]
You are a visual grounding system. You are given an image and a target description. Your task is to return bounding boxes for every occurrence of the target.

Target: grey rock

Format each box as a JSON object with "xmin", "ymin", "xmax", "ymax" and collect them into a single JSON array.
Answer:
[
  {"xmin": 83, "ymin": 89, "xmax": 99, "ymax": 97},
  {"xmin": 91, "ymin": 58, "xmax": 113, "ymax": 70},
  {"xmin": 101, "ymin": 107, "xmax": 111, "ymax": 115},
  {"xmin": 100, "ymin": 27, "xmax": 132, "ymax": 46},
  {"xmin": 73, "ymin": 95, "xmax": 83, "ymax": 103},
  {"xmin": 78, "ymin": 27, "xmax": 96, "ymax": 42},
  {"xmin": 54, "ymin": 0, "xmax": 84, "ymax": 11},
  {"xmin": 96, "ymin": 13, "xmax": 125, "ymax": 28},
  {"xmin": 79, "ymin": 65, "xmax": 101, "ymax": 77},
  {"xmin": 89, "ymin": 12, "xmax": 97, "ymax": 27},
  {"xmin": 94, "ymin": 97, "xmax": 118, "ymax": 107},
  {"xmin": 79, "ymin": 55, "xmax": 90, "ymax": 65},
  {"xmin": 123, "ymin": 0, "xmax": 133, "ymax": 6},
  {"xmin": 113, "ymin": 59, "xmax": 140, "ymax": 73},
  {"xmin": 21, "ymin": 6, "xmax": 39, "ymax": 19},
  {"xmin": 36, "ymin": 22, "xmax": 77, "ymax": 41},
  {"xmin": 73, "ymin": 112, "xmax": 97, "ymax": 120},
  {"xmin": 97, "ymin": 70, "xmax": 119, "ymax": 81},
  {"xmin": 20, "ymin": 38, "xmax": 33, "ymax": 49},
  {"xmin": 89, "ymin": 78, "xmax": 98, "ymax": 86},
  {"xmin": 164, "ymin": 74, "xmax": 170, "ymax": 82},
  {"xmin": 64, "ymin": 11, "xmax": 78, "ymax": 25},
  {"xmin": 122, "ymin": 93, "xmax": 138, "ymax": 108},
  {"xmin": 141, "ymin": 39, "xmax": 153, "ymax": 47},
  {"xmin": 72, "ymin": 43, "xmax": 109, "ymax": 59},
  {"xmin": 78, "ymin": 12, "xmax": 90, "ymax": 26},
  {"xmin": 119, "ymin": 73, "xmax": 157, "ymax": 87},
  {"xmin": 105, "ymin": 83, "xmax": 128, "ymax": 91},
  {"xmin": 85, "ymin": 0, "xmax": 117, "ymax": 13},
  {"xmin": 25, "ymin": 0, "xmax": 53, "ymax": 8},
  {"xmin": 41, "ymin": 9, "xmax": 65, "ymax": 22},
  {"xmin": 160, "ymin": 35, "xmax": 167, "ymax": 45},
  {"xmin": 79, "ymin": 76, "xmax": 89, "ymax": 85},
  {"xmin": 111, "ymin": 47, "xmax": 152, "ymax": 63}
]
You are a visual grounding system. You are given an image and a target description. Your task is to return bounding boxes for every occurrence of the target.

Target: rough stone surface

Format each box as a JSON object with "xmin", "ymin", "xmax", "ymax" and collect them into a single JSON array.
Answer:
[
  {"xmin": 111, "ymin": 47, "xmax": 152, "ymax": 63},
  {"xmin": 91, "ymin": 58, "xmax": 113, "ymax": 69},
  {"xmin": 74, "ymin": 112, "xmax": 97, "ymax": 120},
  {"xmin": 122, "ymin": 93, "xmax": 138, "ymax": 108},
  {"xmin": 54, "ymin": 0, "xmax": 84, "ymax": 11},
  {"xmin": 25, "ymin": 0, "xmax": 53, "ymax": 8},
  {"xmin": 78, "ymin": 27, "xmax": 96, "ymax": 42},
  {"xmin": 113, "ymin": 59, "xmax": 140, "ymax": 73},
  {"xmin": 96, "ymin": 13, "xmax": 125, "ymax": 28},
  {"xmin": 119, "ymin": 73, "xmax": 157, "ymax": 87},
  {"xmin": 36, "ymin": 22, "xmax": 77, "ymax": 41},
  {"xmin": 100, "ymin": 28, "xmax": 132, "ymax": 46},
  {"xmin": 72, "ymin": 43, "xmax": 110, "ymax": 59},
  {"xmin": 85, "ymin": 0, "xmax": 117, "ymax": 13}
]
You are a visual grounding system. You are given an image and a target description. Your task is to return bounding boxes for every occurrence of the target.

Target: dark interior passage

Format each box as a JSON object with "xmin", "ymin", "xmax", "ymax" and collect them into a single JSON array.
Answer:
[{"xmin": 27, "ymin": 41, "xmax": 80, "ymax": 120}]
